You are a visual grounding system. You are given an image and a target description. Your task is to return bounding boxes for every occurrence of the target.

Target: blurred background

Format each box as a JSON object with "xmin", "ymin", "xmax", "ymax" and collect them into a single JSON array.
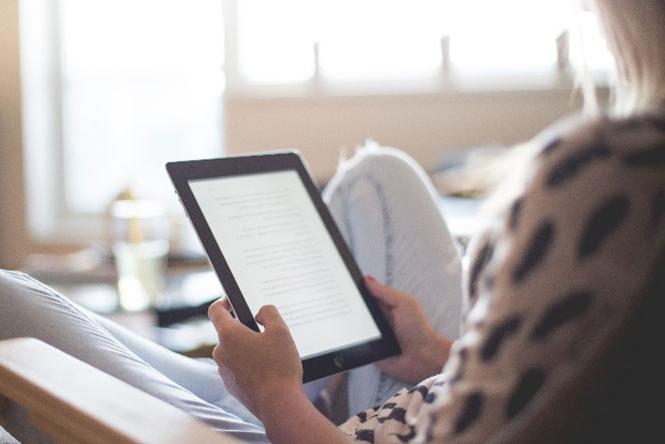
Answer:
[{"xmin": 0, "ymin": 0, "xmax": 612, "ymax": 354}]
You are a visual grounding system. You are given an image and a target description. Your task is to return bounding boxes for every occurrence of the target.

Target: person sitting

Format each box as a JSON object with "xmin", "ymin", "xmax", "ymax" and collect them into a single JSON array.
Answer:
[{"xmin": 1, "ymin": 0, "xmax": 664, "ymax": 442}]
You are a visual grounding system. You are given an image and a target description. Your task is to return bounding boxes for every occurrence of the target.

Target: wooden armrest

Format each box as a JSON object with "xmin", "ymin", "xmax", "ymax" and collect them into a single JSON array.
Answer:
[{"xmin": 0, "ymin": 338, "xmax": 238, "ymax": 443}]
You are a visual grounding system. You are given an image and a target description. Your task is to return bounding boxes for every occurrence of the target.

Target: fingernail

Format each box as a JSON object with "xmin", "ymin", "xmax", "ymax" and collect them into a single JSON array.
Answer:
[{"xmin": 365, "ymin": 275, "xmax": 377, "ymax": 283}]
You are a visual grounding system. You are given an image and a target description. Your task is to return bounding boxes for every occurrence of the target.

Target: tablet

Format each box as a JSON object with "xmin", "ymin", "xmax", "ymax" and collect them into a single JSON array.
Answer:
[{"xmin": 167, "ymin": 151, "xmax": 399, "ymax": 382}]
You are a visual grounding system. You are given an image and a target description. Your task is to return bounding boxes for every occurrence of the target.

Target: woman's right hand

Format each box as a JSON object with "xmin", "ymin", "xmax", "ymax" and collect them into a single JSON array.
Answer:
[{"xmin": 365, "ymin": 276, "xmax": 452, "ymax": 384}]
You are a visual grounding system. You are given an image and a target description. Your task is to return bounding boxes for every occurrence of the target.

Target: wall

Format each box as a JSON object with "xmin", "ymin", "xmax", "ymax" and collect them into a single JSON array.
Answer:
[
  {"xmin": 0, "ymin": 0, "xmax": 29, "ymax": 268},
  {"xmin": 226, "ymin": 88, "xmax": 583, "ymax": 181}
]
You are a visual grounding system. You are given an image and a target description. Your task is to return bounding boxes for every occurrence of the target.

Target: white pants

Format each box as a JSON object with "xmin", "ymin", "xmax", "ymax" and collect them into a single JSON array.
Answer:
[{"xmin": 0, "ymin": 147, "xmax": 462, "ymax": 443}]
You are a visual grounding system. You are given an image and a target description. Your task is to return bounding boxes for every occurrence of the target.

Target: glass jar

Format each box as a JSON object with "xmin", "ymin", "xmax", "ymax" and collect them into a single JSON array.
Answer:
[{"xmin": 111, "ymin": 199, "xmax": 169, "ymax": 311}]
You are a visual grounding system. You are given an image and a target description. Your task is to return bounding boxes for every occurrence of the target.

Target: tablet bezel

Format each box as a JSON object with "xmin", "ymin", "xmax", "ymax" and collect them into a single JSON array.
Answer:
[{"xmin": 166, "ymin": 151, "xmax": 400, "ymax": 382}]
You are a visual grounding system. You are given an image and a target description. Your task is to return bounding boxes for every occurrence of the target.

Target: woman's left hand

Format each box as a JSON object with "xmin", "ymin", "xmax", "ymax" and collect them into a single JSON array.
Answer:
[
  {"xmin": 208, "ymin": 299, "xmax": 303, "ymax": 420},
  {"xmin": 365, "ymin": 276, "xmax": 452, "ymax": 384}
]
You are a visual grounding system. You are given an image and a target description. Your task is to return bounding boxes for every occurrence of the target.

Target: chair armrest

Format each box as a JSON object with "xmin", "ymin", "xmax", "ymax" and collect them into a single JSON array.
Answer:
[{"xmin": 0, "ymin": 338, "xmax": 238, "ymax": 444}]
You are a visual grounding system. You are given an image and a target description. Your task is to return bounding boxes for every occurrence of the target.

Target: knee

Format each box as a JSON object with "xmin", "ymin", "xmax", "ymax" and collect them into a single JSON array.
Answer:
[
  {"xmin": 325, "ymin": 143, "xmax": 436, "ymax": 213},
  {"xmin": 341, "ymin": 144, "xmax": 425, "ymax": 185},
  {"xmin": 324, "ymin": 143, "xmax": 428, "ymax": 200}
]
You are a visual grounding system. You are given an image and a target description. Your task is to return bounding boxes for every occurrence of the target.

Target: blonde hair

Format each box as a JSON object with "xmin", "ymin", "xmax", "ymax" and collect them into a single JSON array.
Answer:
[
  {"xmin": 592, "ymin": 0, "xmax": 665, "ymax": 116},
  {"xmin": 483, "ymin": 1, "xmax": 665, "ymax": 216}
]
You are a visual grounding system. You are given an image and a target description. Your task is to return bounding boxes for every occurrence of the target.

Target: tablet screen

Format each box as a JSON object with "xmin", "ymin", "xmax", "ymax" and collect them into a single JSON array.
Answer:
[{"xmin": 189, "ymin": 170, "xmax": 382, "ymax": 359}]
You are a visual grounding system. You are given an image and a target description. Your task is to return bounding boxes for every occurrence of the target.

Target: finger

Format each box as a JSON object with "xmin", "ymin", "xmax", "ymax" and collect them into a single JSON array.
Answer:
[
  {"xmin": 375, "ymin": 299, "xmax": 394, "ymax": 323},
  {"xmin": 364, "ymin": 276, "xmax": 403, "ymax": 307},
  {"xmin": 208, "ymin": 298, "xmax": 223, "ymax": 318},
  {"xmin": 220, "ymin": 298, "xmax": 238, "ymax": 319},
  {"xmin": 208, "ymin": 299, "xmax": 236, "ymax": 332},
  {"xmin": 255, "ymin": 305, "xmax": 287, "ymax": 331},
  {"xmin": 220, "ymin": 298, "xmax": 232, "ymax": 310},
  {"xmin": 212, "ymin": 344, "xmax": 223, "ymax": 364},
  {"xmin": 208, "ymin": 297, "xmax": 231, "ymax": 316}
]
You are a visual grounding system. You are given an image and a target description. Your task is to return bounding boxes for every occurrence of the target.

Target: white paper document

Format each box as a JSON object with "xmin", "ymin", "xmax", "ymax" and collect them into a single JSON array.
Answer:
[{"xmin": 189, "ymin": 170, "xmax": 381, "ymax": 358}]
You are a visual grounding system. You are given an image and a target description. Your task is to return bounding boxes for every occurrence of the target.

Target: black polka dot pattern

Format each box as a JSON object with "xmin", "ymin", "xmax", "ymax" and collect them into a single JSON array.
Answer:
[
  {"xmin": 622, "ymin": 144, "xmax": 665, "ymax": 167},
  {"xmin": 355, "ymin": 429, "xmax": 375, "ymax": 443},
  {"xmin": 481, "ymin": 316, "xmax": 522, "ymax": 361},
  {"xmin": 512, "ymin": 221, "xmax": 555, "ymax": 283},
  {"xmin": 378, "ymin": 407, "xmax": 407, "ymax": 424},
  {"xmin": 546, "ymin": 144, "xmax": 611, "ymax": 188},
  {"xmin": 454, "ymin": 392, "xmax": 484, "ymax": 434},
  {"xmin": 393, "ymin": 425, "xmax": 416, "ymax": 443},
  {"xmin": 508, "ymin": 197, "xmax": 524, "ymax": 232},
  {"xmin": 506, "ymin": 368, "xmax": 546, "ymax": 419},
  {"xmin": 408, "ymin": 385, "xmax": 429, "ymax": 399},
  {"xmin": 340, "ymin": 116, "xmax": 665, "ymax": 444},
  {"xmin": 579, "ymin": 194, "xmax": 630, "ymax": 259},
  {"xmin": 469, "ymin": 242, "xmax": 494, "ymax": 300},
  {"xmin": 531, "ymin": 290, "xmax": 593, "ymax": 340}
]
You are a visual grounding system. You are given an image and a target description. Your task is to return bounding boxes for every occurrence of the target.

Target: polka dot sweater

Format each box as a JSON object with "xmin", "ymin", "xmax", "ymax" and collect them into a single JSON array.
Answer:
[{"xmin": 337, "ymin": 111, "xmax": 665, "ymax": 443}]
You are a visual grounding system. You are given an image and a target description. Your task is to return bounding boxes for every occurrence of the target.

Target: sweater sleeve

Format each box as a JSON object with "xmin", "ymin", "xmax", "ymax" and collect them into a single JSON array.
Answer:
[{"xmin": 339, "ymin": 113, "xmax": 665, "ymax": 443}]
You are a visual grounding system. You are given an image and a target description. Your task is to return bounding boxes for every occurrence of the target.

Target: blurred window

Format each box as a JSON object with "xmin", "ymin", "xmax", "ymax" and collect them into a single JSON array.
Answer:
[
  {"xmin": 233, "ymin": 0, "xmax": 613, "ymax": 84},
  {"xmin": 22, "ymin": 0, "xmax": 224, "ymax": 219},
  {"xmin": 60, "ymin": 0, "xmax": 225, "ymax": 214}
]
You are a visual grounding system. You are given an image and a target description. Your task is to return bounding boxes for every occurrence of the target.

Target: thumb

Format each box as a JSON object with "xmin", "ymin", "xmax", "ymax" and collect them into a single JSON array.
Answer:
[
  {"xmin": 364, "ymin": 276, "xmax": 403, "ymax": 307},
  {"xmin": 255, "ymin": 305, "xmax": 287, "ymax": 331}
]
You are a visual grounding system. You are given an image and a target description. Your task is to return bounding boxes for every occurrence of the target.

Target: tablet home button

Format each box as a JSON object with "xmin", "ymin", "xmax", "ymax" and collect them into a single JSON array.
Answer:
[{"xmin": 334, "ymin": 356, "xmax": 344, "ymax": 368}]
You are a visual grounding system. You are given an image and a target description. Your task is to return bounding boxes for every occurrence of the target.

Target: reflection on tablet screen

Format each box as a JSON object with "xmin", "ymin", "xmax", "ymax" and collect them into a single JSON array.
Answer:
[{"xmin": 189, "ymin": 170, "xmax": 381, "ymax": 358}]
